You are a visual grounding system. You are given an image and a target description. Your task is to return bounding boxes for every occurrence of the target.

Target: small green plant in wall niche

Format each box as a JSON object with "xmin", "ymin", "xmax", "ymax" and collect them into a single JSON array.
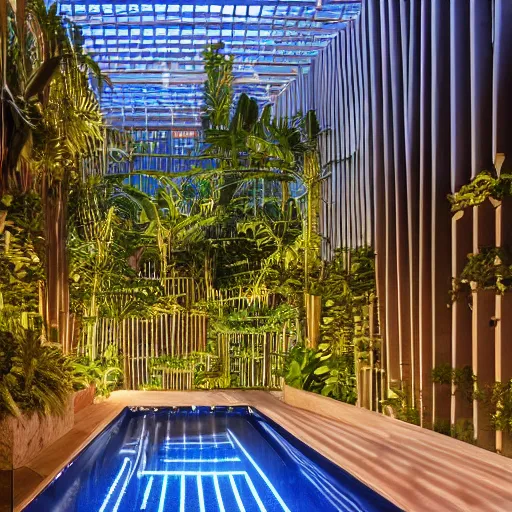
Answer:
[
  {"xmin": 451, "ymin": 247, "xmax": 512, "ymax": 299},
  {"xmin": 448, "ymin": 171, "xmax": 512, "ymax": 212}
]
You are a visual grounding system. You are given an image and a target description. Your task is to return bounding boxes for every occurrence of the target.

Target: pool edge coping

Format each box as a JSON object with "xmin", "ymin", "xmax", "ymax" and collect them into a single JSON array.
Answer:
[{"xmin": 15, "ymin": 405, "xmax": 125, "ymax": 512}]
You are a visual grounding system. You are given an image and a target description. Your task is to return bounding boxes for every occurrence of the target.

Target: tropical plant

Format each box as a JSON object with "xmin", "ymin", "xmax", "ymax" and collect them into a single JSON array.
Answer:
[
  {"xmin": 202, "ymin": 43, "xmax": 234, "ymax": 130},
  {"xmin": 72, "ymin": 344, "xmax": 123, "ymax": 398},
  {"xmin": 0, "ymin": 321, "xmax": 73, "ymax": 417},
  {"xmin": 282, "ymin": 342, "xmax": 357, "ymax": 403},
  {"xmin": 0, "ymin": 192, "xmax": 45, "ymax": 319}
]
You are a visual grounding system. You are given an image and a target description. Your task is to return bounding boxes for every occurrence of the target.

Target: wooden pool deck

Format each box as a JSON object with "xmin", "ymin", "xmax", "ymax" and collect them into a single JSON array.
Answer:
[{"xmin": 14, "ymin": 388, "xmax": 512, "ymax": 511}]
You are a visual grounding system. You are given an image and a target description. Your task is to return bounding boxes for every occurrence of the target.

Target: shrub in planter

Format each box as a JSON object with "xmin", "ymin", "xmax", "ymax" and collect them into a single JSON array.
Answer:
[
  {"xmin": 0, "ymin": 323, "xmax": 75, "ymax": 470},
  {"xmin": 0, "ymin": 324, "xmax": 73, "ymax": 418}
]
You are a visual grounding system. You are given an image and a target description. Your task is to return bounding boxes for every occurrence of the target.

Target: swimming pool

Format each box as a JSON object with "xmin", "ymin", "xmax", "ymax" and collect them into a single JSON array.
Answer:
[{"xmin": 25, "ymin": 406, "xmax": 400, "ymax": 511}]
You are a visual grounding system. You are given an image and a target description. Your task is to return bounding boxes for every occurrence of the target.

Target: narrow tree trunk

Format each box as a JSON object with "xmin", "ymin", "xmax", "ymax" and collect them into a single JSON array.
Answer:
[{"xmin": 43, "ymin": 178, "xmax": 71, "ymax": 352}]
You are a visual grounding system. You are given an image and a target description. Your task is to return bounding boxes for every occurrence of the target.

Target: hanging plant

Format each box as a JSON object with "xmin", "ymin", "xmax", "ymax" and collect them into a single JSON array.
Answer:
[
  {"xmin": 451, "ymin": 247, "xmax": 512, "ymax": 300},
  {"xmin": 448, "ymin": 171, "xmax": 512, "ymax": 213}
]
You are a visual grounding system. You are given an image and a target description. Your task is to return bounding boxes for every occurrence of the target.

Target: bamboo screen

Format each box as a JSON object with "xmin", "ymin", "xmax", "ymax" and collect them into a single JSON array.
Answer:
[{"xmin": 78, "ymin": 276, "xmax": 289, "ymax": 391}]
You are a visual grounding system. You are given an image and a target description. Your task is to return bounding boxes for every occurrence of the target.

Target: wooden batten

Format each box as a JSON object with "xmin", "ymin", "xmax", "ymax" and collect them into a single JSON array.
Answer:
[
  {"xmin": 451, "ymin": 210, "xmax": 473, "ymax": 429},
  {"xmin": 472, "ymin": 203, "xmax": 497, "ymax": 450}
]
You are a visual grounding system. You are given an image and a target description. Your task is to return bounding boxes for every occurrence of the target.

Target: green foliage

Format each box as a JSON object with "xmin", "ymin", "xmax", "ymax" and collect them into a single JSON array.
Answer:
[
  {"xmin": 68, "ymin": 178, "xmax": 182, "ymax": 325},
  {"xmin": 0, "ymin": 322, "xmax": 73, "ymax": 417},
  {"xmin": 448, "ymin": 171, "xmax": 512, "ymax": 212},
  {"xmin": 459, "ymin": 247, "xmax": 512, "ymax": 294},
  {"xmin": 433, "ymin": 419, "xmax": 452, "ymax": 436},
  {"xmin": 149, "ymin": 353, "xmax": 203, "ymax": 371},
  {"xmin": 433, "ymin": 418, "xmax": 476, "ymax": 444},
  {"xmin": 489, "ymin": 380, "xmax": 512, "ymax": 433},
  {"xmin": 72, "ymin": 344, "xmax": 123, "ymax": 398},
  {"xmin": 432, "ymin": 364, "xmax": 476, "ymax": 403},
  {"xmin": 451, "ymin": 419, "xmax": 476, "ymax": 444},
  {"xmin": 282, "ymin": 343, "xmax": 357, "ymax": 404},
  {"xmin": 1, "ymin": 0, "xmax": 105, "ymax": 191},
  {"xmin": 318, "ymin": 248, "xmax": 376, "ymax": 354},
  {"xmin": 194, "ymin": 356, "xmax": 231, "ymax": 390},
  {"xmin": 202, "ymin": 43, "xmax": 234, "ymax": 129},
  {"xmin": 381, "ymin": 387, "xmax": 421, "ymax": 426},
  {"xmin": 0, "ymin": 192, "xmax": 45, "ymax": 317}
]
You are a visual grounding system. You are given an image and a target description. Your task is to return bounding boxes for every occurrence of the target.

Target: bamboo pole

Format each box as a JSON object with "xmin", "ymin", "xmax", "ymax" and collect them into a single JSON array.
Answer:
[{"xmin": 170, "ymin": 312, "xmax": 176, "ymax": 357}]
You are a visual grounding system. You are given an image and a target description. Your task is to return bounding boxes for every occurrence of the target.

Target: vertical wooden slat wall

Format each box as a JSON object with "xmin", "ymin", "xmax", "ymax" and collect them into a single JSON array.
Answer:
[{"xmin": 276, "ymin": 0, "xmax": 512, "ymax": 452}]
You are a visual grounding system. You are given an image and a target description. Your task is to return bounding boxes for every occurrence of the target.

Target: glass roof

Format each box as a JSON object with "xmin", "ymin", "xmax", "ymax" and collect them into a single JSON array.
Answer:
[{"xmin": 58, "ymin": 1, "xmax": 361, "ymax": 129}]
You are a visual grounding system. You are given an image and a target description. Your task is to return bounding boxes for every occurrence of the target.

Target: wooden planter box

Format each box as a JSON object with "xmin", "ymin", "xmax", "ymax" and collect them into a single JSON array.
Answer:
[
  {"xmin": 0, "ymin": 397, "xmax": 74, "ymax": 471},
  {"xmin": 73, "ymin": 385, "xmax": 96, "ymax": 414}
]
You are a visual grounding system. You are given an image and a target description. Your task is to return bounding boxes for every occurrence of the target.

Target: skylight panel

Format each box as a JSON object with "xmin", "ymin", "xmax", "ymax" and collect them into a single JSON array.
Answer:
[
  {"xmin": 182, "ymin": 5, "xmax": 194, "ymax": 13},
  {"xmin": 248, "ymin": 6, "xmax": 261, "ymax": 17},
  {"xmin": 141, "ymin": 4, "xmax": 153, "ymax": 13},
  {"xmin": 196, "ymin": 5, "xmax": 208, "ymax": 14},
  {"xmin": 102, "ymin": 4, "xmax": 113, "ymax": 15},
  {"xmin": 59, "ymin": 4, "xmax": 72, "ymax": 15},
  {"xmin": 129, "ymin": 4, "xmax": 139, "ymax": 14},
  {"xmin": 130, "ymin": 28, "xmax": 141, "ymax": 36},
  {"xmin": 88, "ymin": 4, "xmax": 100, "ymax": 14},
  {"xmin": 235, "ymin": 5, "xmax": 247, "ymax": 16},
  {"xmin": 223, "ymin": 5, "xmax": 234, "ymax": 15},
  {"xmin": 74, "ymin": 5, "xmax": 86, "ymax": 15},
  {"xmin": 143, "ymin": 28, "xmax": 154, "ymax": 36},
  {"xmin": 210, "ymin": 5, "xmax": 222, "ymax": 14},
  {"xmin": 167, "ymin": 5, "xmax": 180, "ymax": 13},
  {"xmin": 115, "ymin": 5, "xmax": 127, "ymax": 15},
  {"xmin": 155, "ymin": 4, "xmax": 167, "ymax": 13}
]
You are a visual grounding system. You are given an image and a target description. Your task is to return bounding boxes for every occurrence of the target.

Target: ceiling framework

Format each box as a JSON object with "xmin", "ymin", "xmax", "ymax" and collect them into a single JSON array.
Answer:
[{"xmin": 59, "ymin": 0, "xmax": 361, "ymax": 129}]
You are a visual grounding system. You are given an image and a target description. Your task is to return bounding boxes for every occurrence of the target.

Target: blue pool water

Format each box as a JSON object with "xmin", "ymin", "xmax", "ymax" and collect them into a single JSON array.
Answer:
[{"xmin": 25, "ymin": 406, "xmax": 400, "ymax": 512}]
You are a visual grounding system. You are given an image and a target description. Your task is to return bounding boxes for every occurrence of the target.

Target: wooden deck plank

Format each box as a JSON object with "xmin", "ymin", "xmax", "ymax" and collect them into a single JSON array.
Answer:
[{"xmin": 13, "ymin": 389, "xmax": 512, "ymax": 511}]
